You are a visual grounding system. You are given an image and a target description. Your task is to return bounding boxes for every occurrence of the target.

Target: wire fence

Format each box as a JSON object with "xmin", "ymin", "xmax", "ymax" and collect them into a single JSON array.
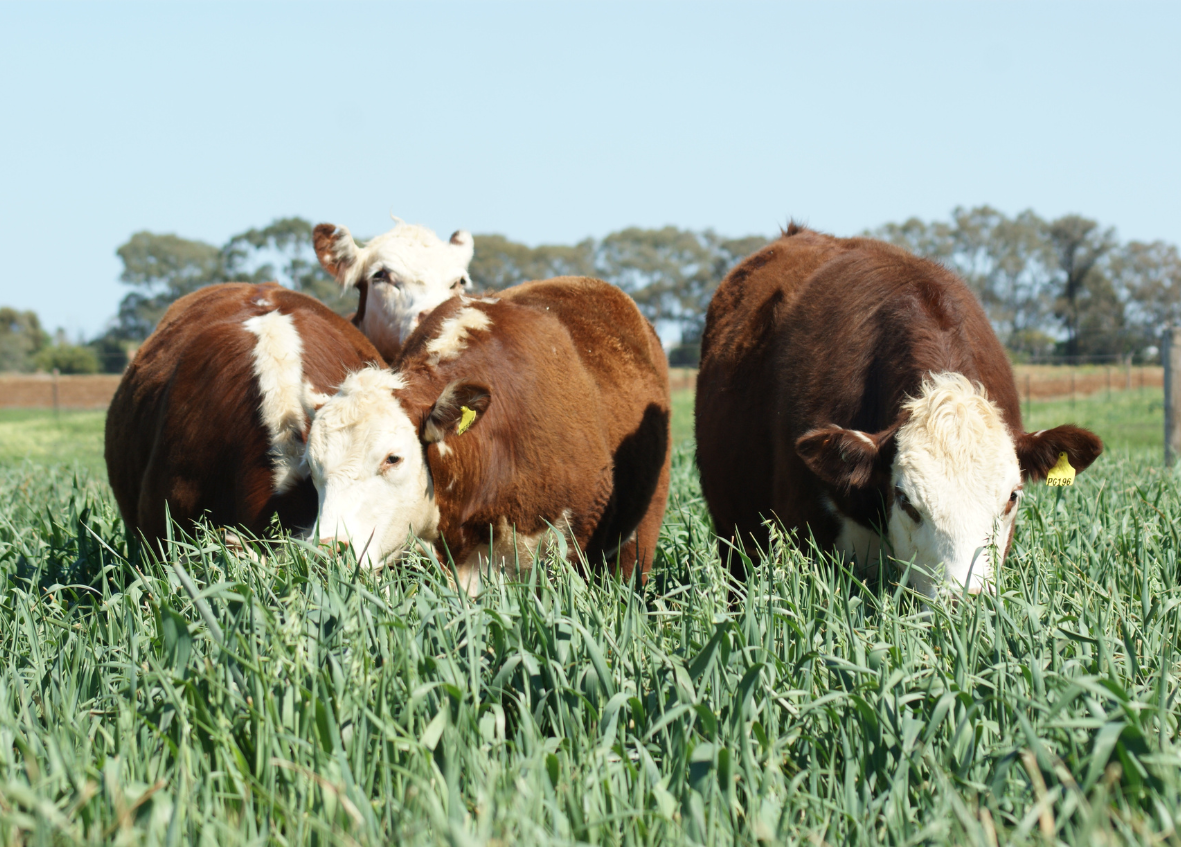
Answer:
[
  {"xmin": 669, "ymin": 365, "xmax": 1163, "ymax": 401},
  {"xmin": 0, "ymin": 373, "xmax": 123, "ymax": 410},
  {"xmin": 1014, "ymin": 364, "xmax": 1162, "ymax": 401},
  {"xmin": 0, "ymin": 366, "xmax": 1164, "ymax": 414}
]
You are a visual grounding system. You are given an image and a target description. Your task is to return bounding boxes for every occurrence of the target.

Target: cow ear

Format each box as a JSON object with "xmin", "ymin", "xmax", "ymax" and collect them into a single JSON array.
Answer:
[
  {"xmin": 314, "ymin": 223, "xmax": 362, "ymax": 287},
  {"xmin": 423, "ymin": 381, "xmax": 491, "ymax": 443},
  {"xmin": 449, "ymin": 230, "xmax": 475, "ymax": 265},
  {"xmin": 796, "ymin": 425, "xmax": 895, "ymax": 490},
  {"xmin": 1015, "ymin": 425, "xmax": 1103, "ymax": 482}
]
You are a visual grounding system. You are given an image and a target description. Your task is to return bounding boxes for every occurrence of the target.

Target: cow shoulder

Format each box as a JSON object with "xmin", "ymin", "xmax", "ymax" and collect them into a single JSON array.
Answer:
[{"xmin": 276, "ymin": 289, "xmax": 385, "ymax": 393}]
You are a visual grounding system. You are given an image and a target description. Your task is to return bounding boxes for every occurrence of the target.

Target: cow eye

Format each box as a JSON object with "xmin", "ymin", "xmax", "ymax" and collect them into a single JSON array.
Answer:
[
  {"xmin": 383, "ymin": 454, "xmax": 402, "ymax": 468},
  {"xmin": 894, "ymin": 487, "xmax": 922, "ymax": 524},
  {"xmin": 372, "ymin": 270, "xmax": 403, "ymax": 289},
  {"xmin": 1005, "ymin": 487, "xmax": 1022, "ymax": 515}
]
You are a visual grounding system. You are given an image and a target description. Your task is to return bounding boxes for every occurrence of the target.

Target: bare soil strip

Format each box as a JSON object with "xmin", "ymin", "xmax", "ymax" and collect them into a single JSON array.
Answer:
[
  {"xmin": 0, "ymin": 366, "xmax": 1163, "ymax": 409},
  {"xmin": 0, "ymin": 374, "xmax": 123, "ymax": 409}
]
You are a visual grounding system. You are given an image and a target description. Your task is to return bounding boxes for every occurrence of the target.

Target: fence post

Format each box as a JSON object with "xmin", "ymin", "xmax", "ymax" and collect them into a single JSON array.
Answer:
[{"xmin": 1165, "ymin": 327, "xmax": 1181, "ymax": 466}]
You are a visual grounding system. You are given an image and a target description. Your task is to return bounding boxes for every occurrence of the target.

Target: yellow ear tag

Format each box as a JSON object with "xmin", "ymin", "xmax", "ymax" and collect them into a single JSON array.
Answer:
[
  {"xmin": 1045, "ymin": 452, "xmax": 1076, "ymax": 487},
  {"xmin": 456, "ymin": 405, "xmax": 477, "ymax": 435}
]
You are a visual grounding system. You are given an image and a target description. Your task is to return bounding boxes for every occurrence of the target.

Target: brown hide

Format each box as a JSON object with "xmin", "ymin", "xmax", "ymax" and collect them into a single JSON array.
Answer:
[
  {"xmin": 105, "ymin": 283, "xmax": 384, "ymax": 545},
  {"xmin": 393, "ymin": 277, "xmax": 672, "ymax": 581},
  {"xmin": 695, "ymin": 226, "xmax": 1102, "ymax": 581}
]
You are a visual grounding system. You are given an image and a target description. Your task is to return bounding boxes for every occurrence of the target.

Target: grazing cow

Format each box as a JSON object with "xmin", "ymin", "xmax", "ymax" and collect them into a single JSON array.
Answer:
[
  {"xmin": 695, "ymin": 225, "xmax": 1103, "ymax": 596},
  {"xmin": 105, "ymin": 283, "xmax": 384, "ymax": 545},
  {"xmin": 313, "ymin": 219, "xmax": 475, "ymax": 361},
  {"xmin": 306, "ymin": 277, "xmax": 672, "ymax": 592}
]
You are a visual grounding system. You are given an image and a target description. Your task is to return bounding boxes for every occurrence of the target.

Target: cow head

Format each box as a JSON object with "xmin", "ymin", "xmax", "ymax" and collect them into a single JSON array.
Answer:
[
  {"xmin": 313, "ymin": 220, "xmax": 475, "ymax": 358},
  {"xmin": 797, "ymin": 372, "xmax": 1102, "ymax": 597},
  {"xmin": 305, "ymin": 366, "xmax": 491, "ymax": 568}
]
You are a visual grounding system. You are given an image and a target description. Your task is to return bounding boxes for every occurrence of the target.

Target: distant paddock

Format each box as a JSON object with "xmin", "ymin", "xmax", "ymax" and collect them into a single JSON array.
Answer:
[
  {"xmin": 0, "ymin": 365, "xmax": 1163, "ymax": 410},
  {"xmin": 1012, "ymin": 364, "xmax": 1162, "ymax": 401},
  {"xmin": 0, "ymin": 373, "xmax": 123, "ymax": 409},
  {"xmin": 668, "ymin": 365, "xmax": 1162, "ymax": 402}
]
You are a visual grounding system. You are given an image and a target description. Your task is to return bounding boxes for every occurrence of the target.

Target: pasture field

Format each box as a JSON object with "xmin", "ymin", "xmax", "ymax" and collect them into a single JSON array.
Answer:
[
  {"xmin": 0, "ymin": 410, "xmax": 107, "ymax": 477},
  {"xmin": 0, "ymin": 390, "xmax": 1178, "ymax": 845},
  {"xmin": 1023, "ymin": 387, "xmax": 1164, "ymax": 453},
  {"xmin": 0, "ymin": 385, "xmax": 1163, "ymax": 482}
]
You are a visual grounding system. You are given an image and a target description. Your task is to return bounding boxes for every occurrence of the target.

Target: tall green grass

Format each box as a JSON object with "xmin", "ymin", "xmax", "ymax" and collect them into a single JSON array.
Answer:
[
  {"xmin": 0, "ymin": 382, "xmax": 1165, "ymax": 479},
  {"xmin": 0, "ymin": 442, "xmax": 1178, "ymax": 845}
]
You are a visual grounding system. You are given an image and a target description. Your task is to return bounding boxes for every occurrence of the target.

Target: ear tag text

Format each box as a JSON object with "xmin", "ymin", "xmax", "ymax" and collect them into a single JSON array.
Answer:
[
  {"xmin": 456, "ymin": 405, "xmax": 477, "ymax": 435},
  {"xmin": 1045, "ymin": 452, "xmax": 1076, "ymax": 487}
]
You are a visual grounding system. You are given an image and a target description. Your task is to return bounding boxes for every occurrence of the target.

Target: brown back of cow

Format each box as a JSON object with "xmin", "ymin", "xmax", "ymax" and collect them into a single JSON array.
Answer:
[{"xmin": 105, "ymin": 283, "xmax": 383, "ymax": 546}]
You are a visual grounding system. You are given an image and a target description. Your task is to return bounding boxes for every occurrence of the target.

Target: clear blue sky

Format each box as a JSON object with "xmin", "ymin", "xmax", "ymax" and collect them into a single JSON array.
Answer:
[{"xmin": 1, "ymin": 1, "xmax": 1178, "ymax": 339}]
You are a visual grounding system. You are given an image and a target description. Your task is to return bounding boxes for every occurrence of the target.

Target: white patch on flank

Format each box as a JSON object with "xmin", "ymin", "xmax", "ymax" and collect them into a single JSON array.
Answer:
[
  {"xmin": 425, "ymin": 307, "xmax": 492, "ymax": 366},
  {"xmin": 307, "ymin": 367, "xmax": 439, "ymax": 569},
  {"xmin": 888, "ymin": 372, "xmax": 1022, "ymax": 597},
  {"xmin": 244, "ymin": 311, "xmax": 318, "ymax": 495}
]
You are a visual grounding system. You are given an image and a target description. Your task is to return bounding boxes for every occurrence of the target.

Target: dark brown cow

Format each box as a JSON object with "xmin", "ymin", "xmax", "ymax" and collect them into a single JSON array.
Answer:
[
  {"xmin": 696, "ymin": 225, "xmax": 1103, "ymax": 596},
  {"xmin": 105, "ymin": 283, "xmax": 383, "ymax": 545},
  {"xmin": 305, "ymin": 277, "xmax": 672, "ymax": 592}
]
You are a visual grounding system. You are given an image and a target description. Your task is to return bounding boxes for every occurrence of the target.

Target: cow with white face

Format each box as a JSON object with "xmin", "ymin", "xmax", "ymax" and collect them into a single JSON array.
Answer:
[
  {"xmin": 313, "ymin": 219, "xmax": 475, "ymax": 361},
  {"xmin": 307, "ymin": 277, "xmax": 673, "ymax": 594},
  {"xmin": 889, "ymin": 375, "xmax": 1024, "ymax": 594},
  {"xmin": 795, "ymin": 373, "xmax": 1030, "ymax": 596},
  {"xmin": 306, "ymin": 367, "xmax": 444, "ymax": 563},
  {"xmin": 105, "ymin": 283, "xmax": 384, "ymax": 547},
  {"xmin": 696, "ymin": 224, "xmax": 1104, "ymax": 598}
]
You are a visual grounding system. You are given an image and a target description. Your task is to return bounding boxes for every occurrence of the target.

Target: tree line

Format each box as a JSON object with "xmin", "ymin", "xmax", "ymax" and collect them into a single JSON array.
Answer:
[
  {"xmin": 2, "ymin": 207, "xmax": 1178, "ymax": 373},
  {"xmin": 869, "ymin": 207, "xmax": 1181, "ymax": 361},
  {"xmin": 0, "ymin": 218, "xmax": 354, "ymax": 374}
]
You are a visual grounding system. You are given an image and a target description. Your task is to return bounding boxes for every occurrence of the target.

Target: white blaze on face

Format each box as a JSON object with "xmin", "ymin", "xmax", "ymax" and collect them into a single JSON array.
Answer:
[
  {"xmin": 244, "ymin": 310, "xmax": 326, "ymax": 495},
  {"xmin": 888, "ymin": 373, "xmax": 1023, "ymax": 597},
  {"xmin": 306, "ymin": 368, "xmax": 439, "ymax": 567},
  {"xmin": 318, "ymin": 221, "xmax": 474, "ymax": 353}
]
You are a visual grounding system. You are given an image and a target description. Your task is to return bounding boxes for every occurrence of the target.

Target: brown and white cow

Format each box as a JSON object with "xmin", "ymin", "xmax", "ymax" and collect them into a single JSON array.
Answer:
[
  {"xmin": 313, "ymin": 219, "xmax": 475, "ymax": 361},
  {"xmin": 105, "ymin": 283, "xmax": 384, "ymax": 545},
  {"xmin": 695, "ymin": 225, "xmax": 1103, "ymax": 597},
  {"xmin": 305, "ymin": 277, "xmax": 672, "ymax": 592}
]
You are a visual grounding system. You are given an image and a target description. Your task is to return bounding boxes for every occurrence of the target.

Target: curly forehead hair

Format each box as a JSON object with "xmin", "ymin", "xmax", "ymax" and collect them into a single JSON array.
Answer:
[
  {"xmin": 315, "ymin": 366, "xmax": 405, "ymax": 427},
  {"xmin": 897, "ymin": 372, "xmax": 1013, "ymax": 472}
]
